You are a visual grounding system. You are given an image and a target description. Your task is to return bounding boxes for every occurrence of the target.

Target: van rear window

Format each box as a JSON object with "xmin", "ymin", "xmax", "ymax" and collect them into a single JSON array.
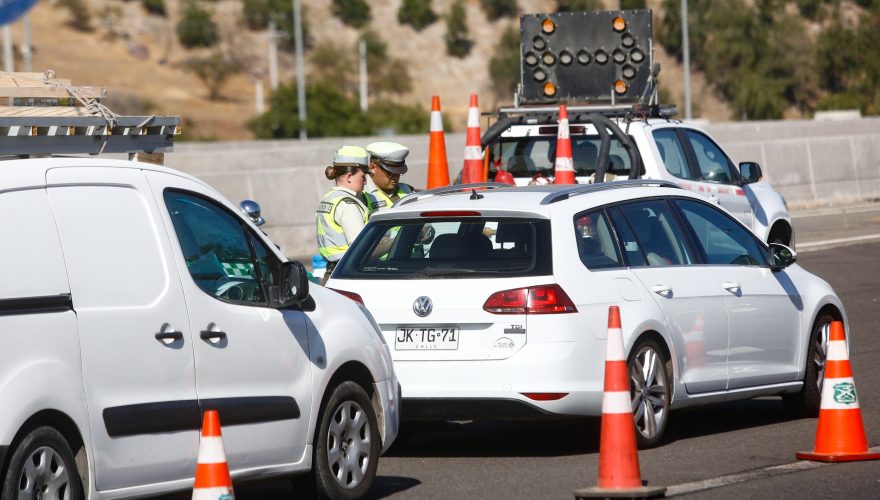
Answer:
[{"xmin": 333, "ymin": 218, "xmax": 553, "ymax": 279}]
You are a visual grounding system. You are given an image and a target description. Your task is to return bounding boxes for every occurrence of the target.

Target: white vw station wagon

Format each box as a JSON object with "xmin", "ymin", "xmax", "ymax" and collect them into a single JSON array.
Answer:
[{"xmin": 327, "ymin": 181, "xmax": 846, "ymax": 447}]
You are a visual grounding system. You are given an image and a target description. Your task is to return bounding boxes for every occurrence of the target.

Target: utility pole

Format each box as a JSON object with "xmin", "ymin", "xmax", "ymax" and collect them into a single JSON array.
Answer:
[
  {"xmin": 358, "ymin": 39, "xmax": 368, "ymax": 112},
  {"xmin": 22, "ymin": 14, "xmax": 31, "ymax": 73},
  {"xmin": 267, "ymin": 19, "xmax": 279, "ymax": 91},
  {"xmin": 293, "ymin": 0, "xmax": 307, "ymax": 140},
  {"xmin": 2, "ymin": 25, "xmax": 12, "ymax": 73},
  {"xmin": 681, "ymin": 0, "xmax": 692, "ymax": 120}
]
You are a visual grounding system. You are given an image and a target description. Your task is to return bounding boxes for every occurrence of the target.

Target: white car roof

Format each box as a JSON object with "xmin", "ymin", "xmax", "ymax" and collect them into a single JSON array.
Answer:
[{"xmin": 372, "ymin": 182, "xmax": 704, "ymax": 220}]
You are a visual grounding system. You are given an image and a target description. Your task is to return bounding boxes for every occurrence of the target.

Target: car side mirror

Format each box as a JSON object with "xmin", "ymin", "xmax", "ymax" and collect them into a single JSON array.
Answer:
[
  {"xmin": 769, "ymin": 243, "xmax": 796, "ymax": 271},
  {"xmin": 739, "ymin": 162, "xmax": 762, "ymax": 184},
  {"xmin": 240, "ymin": 199, "xmax": 266, "ymax": 226},
  {"xmin": 270, "ymin": 261, "xmax": 310, "ymax": 308}
]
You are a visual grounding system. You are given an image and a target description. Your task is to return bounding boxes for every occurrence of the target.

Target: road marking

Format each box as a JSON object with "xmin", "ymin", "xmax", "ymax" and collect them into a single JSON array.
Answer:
[
  {"xmin": 665, "ymin": 446, "xmax": 880, "ymax": 497},
  {"xmin": 797, "ymin": 233, "xmax": 880, "ymax": 252}
]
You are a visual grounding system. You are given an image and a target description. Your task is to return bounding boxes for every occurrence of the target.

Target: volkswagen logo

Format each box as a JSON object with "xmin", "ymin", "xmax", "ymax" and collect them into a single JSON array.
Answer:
[{"xmin": 413, "ymin": 296, "xmax": 433, "ymax": 317}]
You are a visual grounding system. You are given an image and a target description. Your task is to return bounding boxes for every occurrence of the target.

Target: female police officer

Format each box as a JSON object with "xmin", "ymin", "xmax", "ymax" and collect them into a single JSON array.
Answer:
[{"xmin": 315, "ymin": 145, "xmax": 370, "ymax": 285}]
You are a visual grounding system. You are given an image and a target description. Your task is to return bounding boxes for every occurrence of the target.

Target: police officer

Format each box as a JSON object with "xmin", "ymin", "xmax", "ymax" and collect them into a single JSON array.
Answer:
[
  {"xmin": 364, "ymin": 141, "xmax": 415, "ymax": 214},
  {"xmin": 315, "ymin": 145, "xmax": 370, "ymax": 285}
]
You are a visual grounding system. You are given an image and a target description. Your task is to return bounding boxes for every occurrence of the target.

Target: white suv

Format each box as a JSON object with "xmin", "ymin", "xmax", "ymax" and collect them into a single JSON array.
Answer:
[
  {"xmin": 0, "ymin": 158, "xmax": 398, "ymax": 499},
  {"xmin": 327, "ymin": 181, "xmax": 844, "ymax": 447}
]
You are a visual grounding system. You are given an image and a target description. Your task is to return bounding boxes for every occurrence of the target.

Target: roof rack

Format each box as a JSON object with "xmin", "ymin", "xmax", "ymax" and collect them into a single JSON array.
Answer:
[
  {"xmin": 540, "ymin": 179, "xmax": 680, "ymax": 205},
  {"xmin": 487, "ymin": 103, "xmax": 678, "ymax": 120},
  {"xmin": 0, "ymin": 71, "xmax": 180, "ymax": 158},
  {"xmin": 394, "ymin": 182, "xmax": 514, "ymax": 207}
]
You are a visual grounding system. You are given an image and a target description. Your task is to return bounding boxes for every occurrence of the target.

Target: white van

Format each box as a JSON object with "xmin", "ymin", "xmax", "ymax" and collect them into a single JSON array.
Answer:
[{"xmin": 0, "ymin": 158, "xmax": 398, "ymax": 499}]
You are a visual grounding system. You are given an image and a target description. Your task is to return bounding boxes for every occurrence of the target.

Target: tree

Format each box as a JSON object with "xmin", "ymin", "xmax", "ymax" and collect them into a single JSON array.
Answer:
[
  {"xmin": 177, "ymin": 0, "xmax": 218, "ymax": 48},
  {"xmin": 445, "ymin": 0, "xmax": 472, "ymax": 58},
  {"xmin": 620, "ymin": 0, "xmax": 646, "ymax": 8},
  {"xmin": 184, "ymin": 52, "xmax": 242, "ymax": 101},
  {"xmin": 362, "ymin": 30, "xmax": 413, "ymax": 98},
  {"xmin": 555, "ymin": 0, "xmax": 602, "ymax": 12},
  {"xmin": 142, "ymin": 0, "xmax": 166, "ymax": 17},
  {"xmin": 398, "ymin": 0, "xmax": 437, "ymax": 31},
  {"xmin": 480, "ymin": 0, "xmax": 517, "ymax": 20},
  {"xmin": 488, "ymin": 25, "xmax": 520, "ymax": 101},
  {"xmin": 332, "ymin": 0, "xmax": 371, "ymax": 28},
  {"xmin": 240, "ymin": 0, "xmax": 312, "ymax": 51}
]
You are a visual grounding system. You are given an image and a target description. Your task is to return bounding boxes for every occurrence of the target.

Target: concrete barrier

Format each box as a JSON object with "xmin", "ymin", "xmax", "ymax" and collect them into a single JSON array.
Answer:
[{"xmin": 168, "ymin": 118, "xmax": 880, "ymax": 260}]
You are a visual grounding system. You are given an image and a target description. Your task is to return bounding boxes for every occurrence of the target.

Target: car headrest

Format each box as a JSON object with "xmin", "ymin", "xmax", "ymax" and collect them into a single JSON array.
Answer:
[
  {"xmin": 495, "ymin": 223, "xmax": 531, "ymax": 244},
  {"xmin": 430, "ymin": 234, "xmax": 461, "ymax": 259}
]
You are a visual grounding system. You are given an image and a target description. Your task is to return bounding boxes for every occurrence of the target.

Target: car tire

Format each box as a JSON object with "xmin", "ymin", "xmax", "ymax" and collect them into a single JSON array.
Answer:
[
  {"xmin": 300, "ymin": 381, "xmax": 380, "ymax": 500},
  {"xmin": 783, "ymin": 313, "xmax": 831, "ymax": 417},
  {"xmin": 627, "ymin": 338, "xmax": 672, "ymax": 449},
  {"xmin": 1, "ymin": 426, "xmax": 83, "ymax": 500}
]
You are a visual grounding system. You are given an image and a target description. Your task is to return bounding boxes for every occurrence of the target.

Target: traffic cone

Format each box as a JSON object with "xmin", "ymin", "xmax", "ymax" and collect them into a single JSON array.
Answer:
[
  {"xmin": 683, "ymin": 314, "xmax": 706, "ymax": 369},
  {"xmin": 193, "ymin": 410, "xmax": 235, "ymax": 500},
  {"xmin": 427, "ymin": 96, "xmax": 450, "ymax": 189},
  {"xmin": 461, "ymin": 93, "xmax": 484, "ymax": 184},
  {"xmin": 796, "ymin": 321, "xmax": 880, "ymax": 462},
  {"xmin": 574, "ymin": 306, "xmax": 665, "ymax": 499},
  {"xmin": 553, "ymin": 105, "xmax": 576, "ymax": 185}
]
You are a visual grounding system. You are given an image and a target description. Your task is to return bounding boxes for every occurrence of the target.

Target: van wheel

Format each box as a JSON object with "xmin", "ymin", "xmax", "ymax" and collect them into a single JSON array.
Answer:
[
  {"xmin": 628, "ymin": 338, "xmax": 671, "ymax": 449},
  {"xmin": 302, "ymin": 381, "xmax": 380, "ymax": 500},
  {"xmin": 1, "ymin": 426, "xmax": 82, "ymax": 500},
  {"xmin": 783, "ymin": 314, "xmax": 831, "ymax": 417}
]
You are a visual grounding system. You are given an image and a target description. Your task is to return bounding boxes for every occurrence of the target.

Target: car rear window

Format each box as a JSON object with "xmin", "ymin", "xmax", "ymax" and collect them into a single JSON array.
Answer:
[
  {"xmin": 488, "ymin": 135, "xmax": 639, "ymax": 179},
  {"xmin": 333, "ymin": 218, "xmax": 553, "ymax": 279}
]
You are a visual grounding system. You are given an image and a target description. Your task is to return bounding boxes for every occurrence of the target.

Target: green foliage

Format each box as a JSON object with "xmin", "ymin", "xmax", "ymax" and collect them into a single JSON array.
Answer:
[
  {"xmin": 59, "ymin": 0, "xmax": 93, "ymax": 32},
  {"xmin": 817, "ymin": 92, "xmax": 868, "ymax": 113},
  {"xmin": 177, "ymin": 1, "xmax": 219, "ymax": 48},
  {"xmin": 241, "ymin": 0, "xmax": 312, "ymax": 51},
  {"xmin": 445, "ymin": 0, "xmax": 472, "ymax": 58},
  {"xmin": 332, "ymin": 0, "xmax": 371, "ymax": 28},
  {"xmin": 248, "ymin": 81, "xmax": 428, "ymax": 138},
  {"xmin": 398, "ymin": 0, "xmax": 437, "ymax": 31},
  {"xmin": 794, "ymin": 0, "xmax": 824, "ymax": 20},
  {"xmin": 488, "ymin": 25, "xmax": 520, "ymax": 100},
  {"xmin": 184, "ymin": 52, "xmax": 242, "ymax": 100},
  {"xmin": 620, "ymin": 0, "xmax": 646, "ymax": 9},
  {"xmin": 555, "ymin": 0, "xmax": 602, "ymax": 12},
  {"xmin": 480, "ymin": 0, "xmax": 517, "ymax": 20},
  {"xmin": 142, "ymin": 0, "xmax": 166, "ymax": 17}
]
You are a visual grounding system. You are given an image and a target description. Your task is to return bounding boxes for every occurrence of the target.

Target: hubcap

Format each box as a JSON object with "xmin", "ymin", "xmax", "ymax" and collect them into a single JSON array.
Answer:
[
  {"xmin": 630, "ymin": 345, "xmax": 669, "ymax": 440},
  {"xmin": 814, "ymin": 321, "xmax": 830, "ymax": 392},
  {"xmin": 326, "ymin": 401, "xmax": 371, "ymax": 489},
  {"xmin": 16, "ymin": 446, "xmax": 70, "ymax": 500}
]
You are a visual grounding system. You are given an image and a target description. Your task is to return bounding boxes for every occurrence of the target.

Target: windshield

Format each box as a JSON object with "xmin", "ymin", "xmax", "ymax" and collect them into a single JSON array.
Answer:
[
  {"xmin": 489, "ymin": 134, "xmax": 639, "ymax": 180},
  {"xmin": 333, "ymin": 218, "xmax": 553, "ymax": 279}
]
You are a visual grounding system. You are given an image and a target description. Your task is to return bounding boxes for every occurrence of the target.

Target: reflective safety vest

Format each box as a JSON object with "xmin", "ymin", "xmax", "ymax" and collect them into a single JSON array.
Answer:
[
  {"xmin": 364, "ymin": 183, "xmax": 414, "ymax": 214},
  {"xmin": 316, "ymin": 188, "xmax": 369, "ymax": 262}
]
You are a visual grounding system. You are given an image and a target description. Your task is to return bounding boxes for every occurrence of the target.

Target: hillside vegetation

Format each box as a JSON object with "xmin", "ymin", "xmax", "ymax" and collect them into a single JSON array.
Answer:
[{"xmin": 23, "ymin": 0, "xmax": 880, "ymax": 140}]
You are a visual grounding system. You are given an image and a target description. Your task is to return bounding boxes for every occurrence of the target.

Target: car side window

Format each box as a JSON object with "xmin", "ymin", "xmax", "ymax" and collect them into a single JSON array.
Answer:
[
  {"xmin": 616, "ymin": 200, "xmax": 694, "ymax": 267},
  {"xmin": 164, "ymin": 191, "xmax": 267, "ymax": 305},
  {"xmin": 676, "ymin": 199, "xmax": 769, "ymax": 266},
  {"xmin": 652, "ymin": 129, "xmax": 692, "ymax": 180},
  {"xmin": 607, "ymin": 207, "xmax": 647, "ymax": 267},
  {"xmin": 573, "ymin": 209, "xmax": 622, "ymax": 270},
  {"xmin": 685, "ymin": 130, "xmax": 737, "ymax": 185}
]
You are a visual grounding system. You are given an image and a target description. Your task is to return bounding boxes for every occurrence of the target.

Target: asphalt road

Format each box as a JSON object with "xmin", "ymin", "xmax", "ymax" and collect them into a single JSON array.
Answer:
[{"xmin": 234, "ymin": 205, "xmax": 880, "ymax": 499}]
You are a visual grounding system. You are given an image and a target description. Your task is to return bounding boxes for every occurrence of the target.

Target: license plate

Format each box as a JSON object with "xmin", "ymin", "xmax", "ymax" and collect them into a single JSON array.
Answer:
[{"xmin": 395, "ymin": 327, "xmax": 459, "ymax": 350}]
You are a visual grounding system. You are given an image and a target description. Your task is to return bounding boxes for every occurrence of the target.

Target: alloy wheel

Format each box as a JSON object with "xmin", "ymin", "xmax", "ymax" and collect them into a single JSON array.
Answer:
[{"xmin": 630, "ymin": 344, "xmax": 670, "ymax": 441}]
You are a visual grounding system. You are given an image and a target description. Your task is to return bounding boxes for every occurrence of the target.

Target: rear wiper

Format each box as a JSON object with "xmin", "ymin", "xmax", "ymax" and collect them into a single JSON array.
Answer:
[{"xmin": 423, "ymin": 266, "xmax": 483, "ymax": 276}]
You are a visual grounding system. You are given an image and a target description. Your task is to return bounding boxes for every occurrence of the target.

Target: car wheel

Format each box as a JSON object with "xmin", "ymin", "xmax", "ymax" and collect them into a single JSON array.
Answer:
[
  {"xmin": 628, "ymin": 338, "xmax": 671, "ymax": 449},
  {"xmin": 783, "ymin": 314, "xmax": 831, "ymax": 417},
  {"xmin": 1, "ymin": 426, "xmax": 83, "ymax": 500},
  {"xmin": 306, "ymin": 381, "xmax": 380, "ymax": 500}
]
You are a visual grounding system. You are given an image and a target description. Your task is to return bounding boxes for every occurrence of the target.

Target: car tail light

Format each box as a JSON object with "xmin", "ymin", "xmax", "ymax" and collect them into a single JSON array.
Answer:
[
  {"xmin": 329, "ymin": 288, "xmax": 364, "ymax": 305},
  {"xmin": 521, "ymin": 392, "xmax": 569, "ymax": 401},
  {"xmin": 483, "ymin": 284, "xmax": 577, "ymax": 314}
]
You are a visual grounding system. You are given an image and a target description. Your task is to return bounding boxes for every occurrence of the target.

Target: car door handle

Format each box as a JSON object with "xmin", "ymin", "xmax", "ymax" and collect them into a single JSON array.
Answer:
[
  {"xmin": 154, "ymin": 325, "xmax": 183, "ymax": 344},
  {"xmin": 200, "ymin": 329, "xmax": 227, "ymax": 343},
  {"xmin": 651, "ymin": 285, "xmax": 673, "ymax": 298},
  {"xmin": 723, "ymin": 282, "xmax": 741, "ymax": 294}
]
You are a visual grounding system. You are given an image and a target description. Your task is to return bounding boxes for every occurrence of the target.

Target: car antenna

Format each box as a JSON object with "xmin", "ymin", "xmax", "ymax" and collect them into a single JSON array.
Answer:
[{"xmin": 470, "ymin": 189, "xmax": 484, "ymax": 200}]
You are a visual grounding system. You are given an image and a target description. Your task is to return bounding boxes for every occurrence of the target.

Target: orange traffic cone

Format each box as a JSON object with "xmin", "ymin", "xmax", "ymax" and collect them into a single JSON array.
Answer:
[
  {"xmin": 553, "ymin": 105, "xmax": 576, "ymax": 185},
  {"xmin": 193, "ymin": 410, "xmax": 235, "ymax": 500},
  {"xmin": 796, "ymin": 321, "xmax": 880, "ymax": 462},
  {"xmin": 461, "ymin": 93, "xmax": 484, "ymax": 184},
  {"xmin": 574, "ymin": 306, "xmax": 665, "ymax": 499},
  {"xmin": 427, "ymin": 96, "xmax": 450, "ymax": 189}
]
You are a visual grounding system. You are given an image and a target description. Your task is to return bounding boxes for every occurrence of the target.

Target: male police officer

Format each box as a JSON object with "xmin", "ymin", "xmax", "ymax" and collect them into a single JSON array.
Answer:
[{"xmin": 364, "ymin": 141, "xmax": 415, "ymax": 214}]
